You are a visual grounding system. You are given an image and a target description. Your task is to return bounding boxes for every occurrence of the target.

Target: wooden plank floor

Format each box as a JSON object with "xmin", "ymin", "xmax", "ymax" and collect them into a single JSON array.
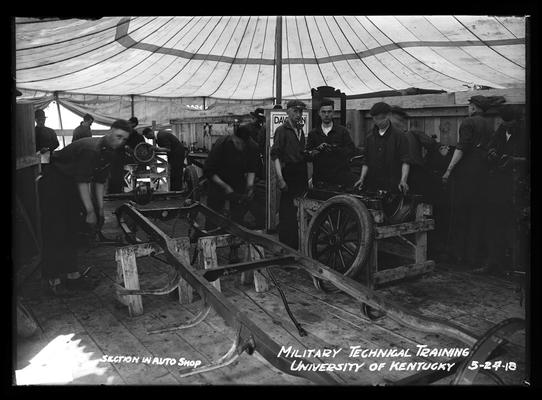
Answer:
[{"xmin": 15, "ymin": 198, "xmax": 528, "ymax": 386}]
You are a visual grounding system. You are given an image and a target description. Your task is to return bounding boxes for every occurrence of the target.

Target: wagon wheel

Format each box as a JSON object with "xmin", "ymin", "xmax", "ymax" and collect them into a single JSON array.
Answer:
[{"xmin": 306, "ymin": 195, "xmax": 374, "ymax": 292}]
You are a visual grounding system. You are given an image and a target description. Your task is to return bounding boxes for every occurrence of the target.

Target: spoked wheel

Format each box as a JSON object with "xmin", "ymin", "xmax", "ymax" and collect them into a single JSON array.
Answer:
[{"xmin": 306, "ymin": 195, "xmax": 374, "ymax": 292}]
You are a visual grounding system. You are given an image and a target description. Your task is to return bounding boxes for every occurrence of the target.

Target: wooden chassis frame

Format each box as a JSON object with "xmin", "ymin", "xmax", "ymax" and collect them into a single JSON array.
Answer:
[{"xmin": 111, "ymin": 200, "xmax": 509, "ymax": 385}]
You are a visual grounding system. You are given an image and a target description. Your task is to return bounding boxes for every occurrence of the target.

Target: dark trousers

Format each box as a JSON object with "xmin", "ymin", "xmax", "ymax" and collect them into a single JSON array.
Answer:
[
  {"xmin": 448, "ymin": 171, "xmax": 488, "ymax": 265},
  {"xmin": 278, "ymin": 162, "xmax": 307, "ymax": 250},
  {"xmin": 38, "ymin": 166, "xmax": 80, "ymax": 280},
  {"xmin": 486, "ymin": 173, "xmax": 516, "ymax": 270},
  {"xmin": 108, "ymin": 158, "xmax": 125, "ymax": 194},
  {"xmin": 168, "ymin": 150, "xmax": 185, "ymax": 191}
]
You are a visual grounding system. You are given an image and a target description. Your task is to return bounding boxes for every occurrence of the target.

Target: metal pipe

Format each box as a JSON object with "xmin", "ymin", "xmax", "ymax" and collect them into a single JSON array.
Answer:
[
  {"xmin": 54, "ymin": 93, "xmax": 66, "ymax": 147},
  {"xmin": 274, "ymin": 16, "xmax": 282, "ymax": 105}
]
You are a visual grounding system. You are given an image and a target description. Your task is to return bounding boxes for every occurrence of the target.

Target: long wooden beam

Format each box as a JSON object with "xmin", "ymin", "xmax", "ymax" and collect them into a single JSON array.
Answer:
[{"xmin": 115, "ymin": 202, "xmax": 341, "ymax": 385}]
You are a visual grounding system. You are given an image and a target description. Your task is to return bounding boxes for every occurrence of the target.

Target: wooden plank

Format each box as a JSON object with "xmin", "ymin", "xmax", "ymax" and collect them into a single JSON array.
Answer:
[
  {"xmin": 423, "ymin": 117, "xmax": 440, "ymax": 141},
  {"xmin": 16, "ymin": 297, "xmax": 125, "ymax": 385},
  {"xmin": 199, "ymin": 237, "xmax": 221, "ymax": 292},
  {"xmin": 438, "ymin": 117, "xmax": 458, "ymax": 146},
  {"xmin": 454, "ymin": 87, "xmax": 525, "ymax": 105},
  {"xmin": 115, "ymin": 247, "xmax": 143, "ymax": 317},
  {"xmin": 228, "ymin": 277, "xmax": 455, "ymax": 384},
  {"xmin": 247, "ymin": 244, "xmax": 270, "ymax": 293},
  {"xmin": 409, "ymin": 117, "xmax": 425, "ymax": 132},
  {"xmin": 377, "ymin": 238, "xmax": 415, "ymax": 260},
  {"xmin": 415, "ymin": 204, "xmax": 429, "ymax": 264},
  {"xmin": 179, "ymin": 296, "xmax": 308, "ymax": 385},
  {"xmin": 170, "ymin": 237, "xmax": 194, "ymax": 304},
  {"xmin": 92, "ymin": 255, "xmax": 234, "ymax": 385},
  {"xmin": 347, "ymin": 92, "xmax": 456, "ymax": 110},
  {"xmin": 61, "ymin": 293, "xmax": 180, "ymax": 385},
  {"xmin": 16, "ymin": 155, "xmax": 40, "ymax": 170},
  {"xmin": 367, "ymin": 241, "xmax": 378, "ymax": 289},
  {"xmin": 373, "ymin": 261, "xmax": 435, "ymax": 286},
  {"xmin": 375, "ymin": 219, "xmax": 434, "ymax": 239},
  {"xmin": 275, "ymin": 269, "xmax": 465, "ymax": 352}
]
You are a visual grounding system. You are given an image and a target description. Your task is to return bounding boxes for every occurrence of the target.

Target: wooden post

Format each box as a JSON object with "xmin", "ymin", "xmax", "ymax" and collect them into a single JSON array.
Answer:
[
  {"xmin": 199, "ymin": 237, "xmax": 221, "ymax": 292},
  {"xmin": 239, "ymin": 244, "xmax": 253, "ymax": 285},
  {"xmin": 171, "ymin": 237, "xmax": 194, "ymax": 304},
  {"xmin": 244, "ymin": 232, "xmax": 270, "ymax": 292},
  {"xmin": 367, "ymin": 242, "xmax": 378, "ymax": 289},
  {"xmin": 115, "ymin": 247, "xmax": 143, "ymax": 317},
  {"xmin": 414, "ymin": 203, "xmax": 429, "ymax": 264}
]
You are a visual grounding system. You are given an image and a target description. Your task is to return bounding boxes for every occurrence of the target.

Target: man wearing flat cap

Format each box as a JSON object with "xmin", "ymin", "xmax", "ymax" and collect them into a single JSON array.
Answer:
[
  {"xmin": 442, "ymin": 96, "xmax": 494, "ymax": 269},
  {"xmin": 39, "ymin": 120, "xmax": 131, "ymax": 296},
  {"xmin": 34, "ymin": 109, "xmax": 59, "ymax": 168},
  {"xmin": 72, "ymin": 113, "xmax": 94, "ymax": 142},
  {"xmin": 354, "ymin": 102, "xmax": 411, "ymax": 194},
  {"xmin": 270, "ymin": 99, "xmax": 309, "ymax": 249},
  {"xmin": 108, "ymin": 116, "xmax": 146, "ymax": 193}
]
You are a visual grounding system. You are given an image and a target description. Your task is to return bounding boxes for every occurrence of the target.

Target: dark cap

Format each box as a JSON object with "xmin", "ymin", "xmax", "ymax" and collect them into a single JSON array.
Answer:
[
  {"xmin": 390, "ymin": 105, "xmax": 409, "ymax": 119},
  {"xmin": 273, "ymin": 104, "xmax": 283, "ymax": 109},
  {"xmin": 286, "ymin": 100, "xmax": 307, "ymax": 110},
  {"xmin": 250, "ymin": 108, "xmax": 265, "ymax": 119},
  {"xmin": 129, "ymin": 116, "xmax": 139, "ymax": 125},
  {"xmin": 35, "ymin": 109, "xmax": 46, "ymax": 119},
  {"xmin": 83, "ymin": 113, "xmax": 94, "ymax": 122},
  {"xmin": 369, "ymin": 102, "xmax": 392, "ymax": 116},
  {"xmin": 468, "ymin": 95, "xmax": 492, "ymax": 111},
  {"xmin": 319, "ymin": 98, "xmax": 335, "ymax": 109},
  {"xmin": 110, "ymin": 119, "xmax": 132, "ymax": 133}
]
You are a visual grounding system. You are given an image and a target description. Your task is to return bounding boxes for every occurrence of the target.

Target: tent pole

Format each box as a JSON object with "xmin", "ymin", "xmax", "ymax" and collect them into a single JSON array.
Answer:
[
  {"xmin": 275, "ymin": 16, "xmax": 282, "ymax": 106},
  {"xmin": 131, "ymin": 94, "xmax": 135, "ymax": 118},
  {"xmin": 54, "ymin": 92, "xmax": 65, "ymax": 147}
]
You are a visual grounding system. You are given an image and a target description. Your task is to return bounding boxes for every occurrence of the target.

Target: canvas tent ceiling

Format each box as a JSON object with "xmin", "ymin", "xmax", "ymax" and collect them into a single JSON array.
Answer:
[{"xmin": 16, "ymin": 16, "xmax": 526, "ymax": 101}]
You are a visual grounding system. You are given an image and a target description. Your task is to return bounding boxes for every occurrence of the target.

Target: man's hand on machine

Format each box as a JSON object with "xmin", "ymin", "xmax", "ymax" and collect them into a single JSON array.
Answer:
[
  {"xmin": 398, "ymin": 180, "xmax": 409, "ymax": 194},
  {"xmin": 354, "ymin": 178, "xmax": 364, "ymax": 191}
]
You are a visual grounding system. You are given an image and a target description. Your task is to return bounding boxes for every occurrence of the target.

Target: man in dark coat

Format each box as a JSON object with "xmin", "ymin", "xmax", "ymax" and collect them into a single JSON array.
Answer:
[
  {"xmin": 442, "ymin": 96, "xmax": 494, "ymax": 268},
  {"xmin": 71, "ymin": 113, "xmax": 94, "ymax": 142},
  {"xmin": 203, "ymin": 125, "xmax": 263, "ymax": 230},
  {"xmin": 354, "ymin": 102, "xmax": 411, "ymax": 194},
  {"xmin": 39, "ymin": 120, "xmax": 131, "ymax": 296},
  {"xmin": 34, "ymin": 109, "xmax": 59, "ymax": 170},
  {"xmin": 270, "ymin": 100, "xmax": 309, "ymax": 249},
  {"xmin": 306, "ymin": 98, "xmax": 357, "ymax": 187},
  {"xmin": 483, "ymin": 106, "xmax": 528, "ymax": 274}
]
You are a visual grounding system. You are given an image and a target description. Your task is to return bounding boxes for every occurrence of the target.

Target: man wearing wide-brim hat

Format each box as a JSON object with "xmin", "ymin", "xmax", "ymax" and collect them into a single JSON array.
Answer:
[
  {"xmin": 34, "ymin": 109, "xmax": 60, "ymax": 167},
  {"xmin": 441, "ymin": 95, "xmax": 495, "ymax": 269},
  {"xmin": 270, "ymin": 99, "xmax": 310, "ymax": 249}
]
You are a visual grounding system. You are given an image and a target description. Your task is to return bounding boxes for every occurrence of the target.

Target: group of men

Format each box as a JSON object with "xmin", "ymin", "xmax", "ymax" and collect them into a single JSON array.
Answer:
[
  {"xmin": 202, "ymin": 97, "xmax": 528, "ymax": 278},
  {"xmin": 33, "ymin": 95, "xmax": 528, "ymax": 296}
]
